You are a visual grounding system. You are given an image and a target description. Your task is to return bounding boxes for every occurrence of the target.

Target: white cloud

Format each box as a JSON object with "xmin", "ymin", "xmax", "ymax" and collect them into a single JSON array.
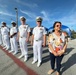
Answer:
[
  {"xmin": 54, "ymin": 4, "xmax": 76, "ymax": 27},
  {"xmin": 56, "ymin": 12, "xmax": 76, "ymax": 27},
  {"xmin": 49, "ymin": 10, "xmax": 76, "ymax": 30},
  {"xmin": 60, "ymin": 15, "xmax": 76, "ymax": 25},
  {"xmin": 41, "ymin": 11, "xmax": 52, "ymax": 24},
  {"xmin": 0, "ymin": 4, "xmax": 7, "ymax": 8},
  {"xmin": 20, "ymin": 9, "xmax": 36, "ymax": 19},
  {"xmin": 40, "ymin": 9, "xmax": 76, "ymax": 29},
  {"xmin": 16, "ymin": 0, "xmax": 38, "ymax": 8},
  {"xmin": 0, "ymin": 11, "xmax": 15, "ymax": 17}
]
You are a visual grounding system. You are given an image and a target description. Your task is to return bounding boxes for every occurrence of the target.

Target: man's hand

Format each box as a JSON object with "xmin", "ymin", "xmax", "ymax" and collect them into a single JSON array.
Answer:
[
  {"xmin": 42, "ymin": 42, "xmax": 46, "ymax": 47},
  {"xmin": 10, "ymin": 35, "xmax": 13, "ymax": 38},
  {"xmin": 31, "ymin": 41, "xmax": 33, "ymax": 46},
  {"xmin": 26, "ymin": 38, "xmax": 29, "ymax": 42},
  {"xmin": 16, "ymin": 37, "xmax": 19, "ymax": 42}
]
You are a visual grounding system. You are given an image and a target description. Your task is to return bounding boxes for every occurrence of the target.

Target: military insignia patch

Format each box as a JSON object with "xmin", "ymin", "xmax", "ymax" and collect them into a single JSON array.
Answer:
[
  {"xmin": 40, "ymin": 28, "xmax": 43, "ymax": 30},
  {"xmin": 24, "ymin": 26, "xmax": 26, "ymax": 28}
]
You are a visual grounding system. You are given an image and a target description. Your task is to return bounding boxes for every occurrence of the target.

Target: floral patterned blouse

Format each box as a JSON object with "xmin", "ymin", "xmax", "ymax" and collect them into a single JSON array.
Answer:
[{"xmin": 48, "ymin": 32, "xmax": 67, "ymax": 53}]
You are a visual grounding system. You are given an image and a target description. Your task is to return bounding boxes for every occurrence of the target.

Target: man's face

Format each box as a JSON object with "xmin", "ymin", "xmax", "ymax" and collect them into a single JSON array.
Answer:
[
  {"xmin": 2, "ymin": 24, "xmax": 6, "ymax": 27},
  {"xmin": 12, "ymin": 24, "xmax": 16, "ymax": 27},
  {"xmin": 2, "ymin": 26, "xmax": 4, "ymax": 28},
  {"xmin": 36, "ymin": 21, "xmax": 42, "ymax": 26},
  {"xmin": 21, "ymin": 20, "xmax": 25, "ymax": 24}
]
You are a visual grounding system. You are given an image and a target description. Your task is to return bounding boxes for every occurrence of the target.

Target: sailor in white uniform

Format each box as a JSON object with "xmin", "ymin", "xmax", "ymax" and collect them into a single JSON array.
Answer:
[
  {"xmin": 1, "ymin": 25, "xmax": 5, "ymax": 46},
  {"xmin": 9, "ymin": 21, "xmax": 18, "ymax": 55},
  {"xmin": 31, "ymin": 16, "xmax": 47, "ymax": 67},
  {"xmin": 1, "ymin": 22, "xmax": 10, "ymax": 50},
  {"xmin": 0, "ymin": 28, "xmax": 2, "ymax": 45},
  {"xmin": 18, "ymin": 16, "xmax": 30, "ymax": 62}
]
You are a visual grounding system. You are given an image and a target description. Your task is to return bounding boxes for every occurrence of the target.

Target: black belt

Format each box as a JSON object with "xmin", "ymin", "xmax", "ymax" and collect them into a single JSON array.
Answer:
[
  {"xmin": 35, "ymin": 40, "xmax": 42, "ymax": 41},
  {"xmin": 36, "ymin": 40, "xmax": 38, "ymax": 41},
  {"xmin": 20, "ymin": 37, "xmax": 23, "ymax": 38}
]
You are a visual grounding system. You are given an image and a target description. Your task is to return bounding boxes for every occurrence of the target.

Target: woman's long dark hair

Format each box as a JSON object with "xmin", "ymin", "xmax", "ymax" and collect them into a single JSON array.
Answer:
[{"xmin": 52, "ymin": 21, "xmax": 62, "ymax": 32}]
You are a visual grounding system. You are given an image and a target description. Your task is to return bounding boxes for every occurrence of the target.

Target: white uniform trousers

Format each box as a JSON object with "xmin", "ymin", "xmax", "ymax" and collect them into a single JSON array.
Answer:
[
  {"xmin": 33, "ymin": 40, "xmax": 43, "ymax": 63},
  {"xmin": 0, "ymin": 34, "xmax": 2, "ymax": 45},
  {"xmin": 19, "ymin": 37, "xmax": 28, "ymax": 58},
  {"xmin": 10, "ymin": 37, "xmax": 18, "ymax": 53},
  {"xmin": 2, "ymin": 35, "xmax": 5, "ymax": 46},
  {"xmin": 4, "ymin": 35, "xmax": 10, "ymax": 49}
]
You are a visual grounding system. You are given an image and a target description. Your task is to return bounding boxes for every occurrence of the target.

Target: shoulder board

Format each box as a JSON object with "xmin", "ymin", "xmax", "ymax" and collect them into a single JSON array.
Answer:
[
  {"xmin": 34, "ymin": 26, "xmax": 37, "ymax": 28},
  {"xmin": 26, "ymin": 24, "xmax": 28, "ymax": 26}
]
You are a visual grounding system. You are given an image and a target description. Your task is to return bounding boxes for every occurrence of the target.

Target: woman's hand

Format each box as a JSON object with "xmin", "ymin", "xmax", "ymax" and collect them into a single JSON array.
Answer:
[
  {"xmin": 57, "ymin": 50, "xmax": 65, "ymax": 56},
  {"xmin": 53, "ymin": 51, "xmax": 58, "ymax": 56}
]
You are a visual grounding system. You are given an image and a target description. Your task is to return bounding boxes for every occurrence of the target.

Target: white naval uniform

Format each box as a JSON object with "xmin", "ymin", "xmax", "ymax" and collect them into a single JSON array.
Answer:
[
  {"xmin": 10, "ymin": 27, "xmax": 18, "ymax": 53},
  {"xmin": 0, "ymin": 28, "xmax": 2, "ymax": 45},
  {"xmin": 1, "ymin": 27, "xmax": 5, "ymax": 46},
  {"xmin": 33, "ymin": 26, "xmax": 47, "ymax": 63},
  {"xmin": 1, "ymin": 27, "xmax": 10, "ymax": 49},
  {"xmin": 19, "ymin": 25, "xmax": 30, "ymax": 59}
]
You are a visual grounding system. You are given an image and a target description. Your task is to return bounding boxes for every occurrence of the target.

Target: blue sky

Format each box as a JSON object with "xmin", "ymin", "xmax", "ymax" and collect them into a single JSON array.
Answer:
[{"xmin": 0, "ymin": 0, "xmax": 76, "ymax": 31}]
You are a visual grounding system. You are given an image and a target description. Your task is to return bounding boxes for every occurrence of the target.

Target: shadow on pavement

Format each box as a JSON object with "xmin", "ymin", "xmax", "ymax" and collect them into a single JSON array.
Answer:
[
  {"xmin": 43, "ymin": 49, "xmax": 49, "ymax": 54},
  {"xmin": 28, "ymin": 53, "xmax": 33, "ymax": 59},
  {"xmin": 42, "ymin": 48, "xmax": 50, "ymax": 64},
  {"xmin": 28, "ymin": 47, "xmax": 33, "ymax": 60},
  {"xmin": 65, "ymin": 47, "xmax": 74, "ymax": 55},
  {"xmin": 61, "ymin": 52, "xmax": 76, "ymax": 75},
  {"xmin": 42, "ymin": 55, "xmax": 50, "ymax": 64}
]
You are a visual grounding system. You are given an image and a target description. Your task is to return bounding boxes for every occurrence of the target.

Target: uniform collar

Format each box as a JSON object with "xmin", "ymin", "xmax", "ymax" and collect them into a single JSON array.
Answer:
[{"xmin": 37, "ymin": 26, "xmax": 42, "ymax": 27}]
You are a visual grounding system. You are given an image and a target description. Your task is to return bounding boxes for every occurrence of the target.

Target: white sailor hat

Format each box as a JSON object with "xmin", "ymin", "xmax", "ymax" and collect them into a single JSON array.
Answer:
[
  {"xmin": 11, "ymin": 21, "xmax": 16, "ymax": 24},
  {"xmin": 1, "ymin": 21, "xmax": 6, "ymax": 24},
  {"xmin": 20, "ymin": 16, "xmax": 26, "ymax": 20},
  {"xmin": 36, "ymin": 16, "xmax": 43, "ymax": 22}
]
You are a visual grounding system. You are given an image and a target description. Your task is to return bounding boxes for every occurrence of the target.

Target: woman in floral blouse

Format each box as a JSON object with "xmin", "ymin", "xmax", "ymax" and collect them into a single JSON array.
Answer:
[{"xmin": 47, "ymin": 21, "xmax": 68, "ymax": 75}]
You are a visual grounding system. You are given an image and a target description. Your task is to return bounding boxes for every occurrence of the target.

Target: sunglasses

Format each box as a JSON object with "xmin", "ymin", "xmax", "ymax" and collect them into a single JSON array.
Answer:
[
  {"xmin": 37, "ymin": 21, "xmax": 41, "ymax": 22},
  {"xmin": 56, "ymin": 25, "xmax": 61, "ymax": 27}
]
